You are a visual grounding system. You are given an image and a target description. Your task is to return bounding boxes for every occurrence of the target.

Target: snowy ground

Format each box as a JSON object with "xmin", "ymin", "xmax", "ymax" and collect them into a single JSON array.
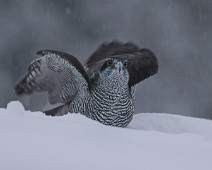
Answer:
[{"xmin": 0, "ymin": 101, "xmax": 212, "ymax": 170}]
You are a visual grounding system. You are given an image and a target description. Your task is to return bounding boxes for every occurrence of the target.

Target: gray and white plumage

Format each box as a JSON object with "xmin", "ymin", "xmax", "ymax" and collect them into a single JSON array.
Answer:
[{"xmin": 14, "ymin": 41, "xmax": 158, "ymax": 127}]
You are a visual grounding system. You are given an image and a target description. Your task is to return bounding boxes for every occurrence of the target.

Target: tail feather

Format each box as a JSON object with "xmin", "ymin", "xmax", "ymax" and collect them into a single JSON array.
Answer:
[{"xmin": 44, "ymin": 104, "xmax": 70, "ymax": 116}]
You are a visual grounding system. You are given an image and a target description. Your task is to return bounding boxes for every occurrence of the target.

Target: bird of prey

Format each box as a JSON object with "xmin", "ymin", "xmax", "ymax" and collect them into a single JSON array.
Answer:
[{"xmin": 14, "ymin": 41, "xmax": 158, "ymax": 127}]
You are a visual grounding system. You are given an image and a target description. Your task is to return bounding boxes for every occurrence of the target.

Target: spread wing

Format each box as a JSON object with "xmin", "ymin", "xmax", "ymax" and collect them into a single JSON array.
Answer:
[
  {"xmin": 14, "ymin": 50, "xmax": 90, "ymax": 104},
  {"xmin": 85, "ymin": 41, "xmax": 158, "ymax": 87}
]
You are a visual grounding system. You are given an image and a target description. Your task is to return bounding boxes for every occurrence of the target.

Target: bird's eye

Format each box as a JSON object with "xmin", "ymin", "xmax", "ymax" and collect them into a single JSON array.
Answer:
[
  {"xmin": 123, "ymin": 61, "xmax": 128, "ymax": 68},
  {"xmin": 107, "ymin": 59, "xmax": 113, "ymax": 66}
]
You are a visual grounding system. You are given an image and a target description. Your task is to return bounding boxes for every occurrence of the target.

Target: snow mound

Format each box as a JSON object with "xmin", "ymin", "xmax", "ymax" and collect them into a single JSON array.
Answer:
[{"xmin": 0, "ymin": 101, "xmax": 212, "ymax": 170}]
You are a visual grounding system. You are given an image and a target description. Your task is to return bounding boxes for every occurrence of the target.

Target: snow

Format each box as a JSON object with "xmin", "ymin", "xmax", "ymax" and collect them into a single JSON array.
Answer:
[{"xmin": 0, "ymin": 101, "xmax": 212, "ymax": 170}]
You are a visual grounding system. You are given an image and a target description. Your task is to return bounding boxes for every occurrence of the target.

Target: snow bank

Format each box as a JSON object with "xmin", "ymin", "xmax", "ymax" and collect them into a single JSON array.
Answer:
[{"xmin": 0, "ymin": 101, "xmax": 212, "ymax": 170}]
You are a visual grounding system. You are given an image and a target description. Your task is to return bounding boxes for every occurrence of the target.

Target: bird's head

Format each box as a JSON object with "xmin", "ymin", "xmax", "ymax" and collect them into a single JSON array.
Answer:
[{"xmin": 100, "ymin": 57, "xmax": 129, "ymax": 83}]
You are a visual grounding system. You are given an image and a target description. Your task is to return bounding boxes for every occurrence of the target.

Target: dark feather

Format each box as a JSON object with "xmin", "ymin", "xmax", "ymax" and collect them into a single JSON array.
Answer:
[
  {"xmin": 44, "ymin": 103, "xmax": 70, "ymax": 116},
  {"xmin": 85, "ymin": 41, "xmax": 158, "ymax": 87},
  {"xmin": 85, "ymin": 41, "xmax": 140, "ymax": 68},
  {"xmin": 121, "ymin": 49, "xmax": 158, "ymax": 87}
]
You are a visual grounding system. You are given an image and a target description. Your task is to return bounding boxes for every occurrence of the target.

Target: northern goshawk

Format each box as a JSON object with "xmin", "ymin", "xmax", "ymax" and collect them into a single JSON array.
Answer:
[{"xmin": 14, "ymin": 41, "xmax": 158, "ymax": 127}]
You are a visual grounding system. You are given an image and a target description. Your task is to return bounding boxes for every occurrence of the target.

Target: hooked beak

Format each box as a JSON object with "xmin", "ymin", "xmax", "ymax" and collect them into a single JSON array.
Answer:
[{"xmin": 115, "ymin": 62, "xmax": 123, "ymax": 73}]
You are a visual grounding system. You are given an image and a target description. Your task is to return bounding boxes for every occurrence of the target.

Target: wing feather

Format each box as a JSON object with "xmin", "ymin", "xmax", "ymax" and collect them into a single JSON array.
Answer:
[
  {"xmin": 15, "ymin": 50, "xmax": 90, "ymax": 104},
  {"xmin": 85, "ymin": 41, "xmax": 140, "ymax": 68},
  {"xmin": 85, "ymin": 41, "xmax": 158, "ymax": 87}
]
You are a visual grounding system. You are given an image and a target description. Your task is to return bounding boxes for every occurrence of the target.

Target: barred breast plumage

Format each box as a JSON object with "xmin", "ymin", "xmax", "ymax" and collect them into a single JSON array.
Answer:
[{"xmin": 14, "ymin": 41, "xmax": 158, "ymax": 127}]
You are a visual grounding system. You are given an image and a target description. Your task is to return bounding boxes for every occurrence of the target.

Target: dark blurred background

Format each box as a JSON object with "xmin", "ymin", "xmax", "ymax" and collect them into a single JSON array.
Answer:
[{"xmin": 0, "ymin": 0, "xmax": 212, "ymax": 119}]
